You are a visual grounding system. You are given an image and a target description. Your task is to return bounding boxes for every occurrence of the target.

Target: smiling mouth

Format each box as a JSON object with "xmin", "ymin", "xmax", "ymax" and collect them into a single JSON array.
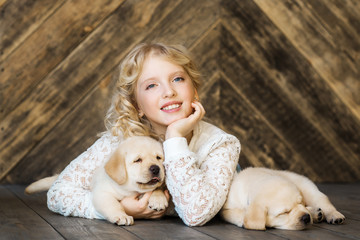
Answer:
[
  {"xmin": 161, "ymin": 103, "xmax": 181, "ymax": 111},
  {"xmin": 137, "ymin": 177, "xmax": 161, "ymax": 186}
]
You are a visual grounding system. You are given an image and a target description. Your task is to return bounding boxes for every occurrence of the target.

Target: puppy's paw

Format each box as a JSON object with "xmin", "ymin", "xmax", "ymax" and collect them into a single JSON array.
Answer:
[
  {"xmin": 243, "ymin": 220, "xmax": 266, "ymax": 231},
  {"xmin": 326, "ymin": 210, "xmax": 345, "ymax": 225},
  {"xmin": 109, "ymin": 214, "xmax": 134, "ymax": 226},
  {"xmin": 220, "ymin": 208, "xmax": 245, "ymax": 228},
  {"xmin": 307, "ymin": 207, "xmax": 324, "ymax": 223},
  {"xmin": 148, "ymin": 191, "xmax": 168, "ymax": 211}
]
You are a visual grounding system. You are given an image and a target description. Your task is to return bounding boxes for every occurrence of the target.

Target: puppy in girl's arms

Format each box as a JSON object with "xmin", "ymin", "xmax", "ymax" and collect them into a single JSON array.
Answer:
[{"xmin": 25, "ymin": 136, "xmax": 169, "ymax": 226}]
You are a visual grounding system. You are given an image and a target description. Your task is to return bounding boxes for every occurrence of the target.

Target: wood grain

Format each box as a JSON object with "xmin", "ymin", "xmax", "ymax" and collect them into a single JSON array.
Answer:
[
  {"xmin": 219, "ymin": 71, "xmax": 319, "ymax": 180},
  {"xmin": 0, "ymin": 0, "xmax": 65, "ymax": 62},
  {"xmin": 3, "ymin": 184, "xmax": 359, "ymax": 239},
  {"xmin": 4, "ymin": 77, "xmax": 112, "ymax": 183},
  {"xmin": 253, "ymin": 0, "xmax": 360, "ymax": 119},
  {"xmin": 0, "ymin": 186, "xmax": 62, "ymax": 239},
  {"xmin": 0, "ymin": 0, "xmax": 125, "ymax": 119},
  {"xmin": 221, "ymin": 0, "xmax": 360, "ymax": 181},
  {"xmin": 1, "ymin": 0, "xmax": 359, "ymax": 183},
  {"xmin": 9, "ymin": 185, "xmax": 141, "ymax": 240},
  {"xmin": 1, "ymin": 2, "xmax": 224, "ymax": 182},
  {"xmin": 0, "ymin": 0, "xmax": 182, "ymax": 181}
]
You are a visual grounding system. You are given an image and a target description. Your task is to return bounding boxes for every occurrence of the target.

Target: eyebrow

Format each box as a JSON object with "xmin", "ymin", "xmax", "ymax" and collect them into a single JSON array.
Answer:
[
  {"xmin": 140, "ymin": 70, "xmax": 187, "ymax": 84},
  {"xmin": 170, "ymin": 70, "xmax": 186, "ymax": 77}
]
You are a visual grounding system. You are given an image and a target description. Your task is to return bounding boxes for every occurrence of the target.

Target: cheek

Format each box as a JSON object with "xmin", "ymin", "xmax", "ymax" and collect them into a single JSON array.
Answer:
[
  {"xmin": 268, "ymin": 214, "xmax": 289, "ymax": 227},
  {"xmin": 182, "ymin": 89, "xmax": 196, "ymax": 111},
  {"xmin": 183, "ymin": 102, "xmax": 193, "ymax": 114},
  {"xmin": 137, "ymin": 95, "xmax": 156, "ymax": 112},
  {"xmin": 127, "ymin": 165, "xmax": 142, "ymax": 179}
]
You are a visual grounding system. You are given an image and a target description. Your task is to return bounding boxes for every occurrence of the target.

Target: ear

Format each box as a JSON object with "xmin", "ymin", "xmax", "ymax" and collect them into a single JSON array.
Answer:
[
  {"xmin": 244, "ymin": 200, "xmax": 267, "ymax": 230},
  {"xmin": 194, "ymin": 89, "xmax": 199, "ymax": 101},
  {"xmin": 138, "ymin": 109, "xmax": 144, "ymax": 118},
  {"xmin": 104, "ymin": 148, "xmax": 127, "ymax": 185}
]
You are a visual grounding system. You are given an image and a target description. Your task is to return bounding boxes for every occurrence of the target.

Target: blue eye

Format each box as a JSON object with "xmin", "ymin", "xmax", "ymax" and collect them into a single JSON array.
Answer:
[
  {"xmin": 146, "ymin": 83, "xmax": 156, "ymax": 90},
  {"xmin": 173, "ymin": 77, "xmax": 184, "ymax": 82}
]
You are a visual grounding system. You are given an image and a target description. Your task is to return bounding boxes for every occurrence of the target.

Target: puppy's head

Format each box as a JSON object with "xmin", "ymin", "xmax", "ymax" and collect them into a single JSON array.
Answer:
[
  {"xmin": 245, "ymin": 177, "xmax": 312, "ymax": 230},
  {"xmin": 104, "ymin": 136, "xmax": 165, "ymax": 192}
]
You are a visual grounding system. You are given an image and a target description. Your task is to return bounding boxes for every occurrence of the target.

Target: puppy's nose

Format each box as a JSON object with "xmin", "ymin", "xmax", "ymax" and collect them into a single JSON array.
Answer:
[
  {"xmin": 301, "ymin": 214, "xmax": 311, "ymax": 224},
  {"xmin": 149, "ymin": 165, "xmax": 160, "ymax": 175}
]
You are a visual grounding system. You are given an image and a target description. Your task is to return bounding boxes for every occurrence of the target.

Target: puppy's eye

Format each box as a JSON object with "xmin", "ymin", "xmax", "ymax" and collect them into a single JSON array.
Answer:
[
  {"xmin": 156, "ymin": 155, "xmax": 162, "ymax": 160},
  {"xmin": 134, "ymin": 158, "xmax": 142, "ymax": 163},
  {"xmin": 279, "ymin": 210, "xmax": 291, "ymax": 216}
]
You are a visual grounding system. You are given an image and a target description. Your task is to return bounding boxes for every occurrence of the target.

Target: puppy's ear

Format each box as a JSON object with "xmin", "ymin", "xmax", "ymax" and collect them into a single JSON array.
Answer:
[
  {"xmin": 104, "ymin": 148, "xmax": 127, "ymax": 185},
  {"xmin": 244, "ymin": 200, "xmax": 267, "ymax": 230}
]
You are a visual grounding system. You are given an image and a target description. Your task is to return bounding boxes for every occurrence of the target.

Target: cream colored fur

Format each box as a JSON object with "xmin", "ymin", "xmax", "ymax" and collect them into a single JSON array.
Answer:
[
  {"xmin": 25, "ymin": 136, "xmax": 168, "ymax": 226},
  {"xmin": 25, "ymin": 175, "xmax": 58, "ymax": 195},
  {"xmin": 221, "ymin": 167, "xmax": 345, "ymax": 230}
]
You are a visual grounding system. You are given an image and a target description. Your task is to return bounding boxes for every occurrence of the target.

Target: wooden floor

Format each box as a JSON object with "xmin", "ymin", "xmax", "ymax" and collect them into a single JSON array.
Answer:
[{"xmin": 1, "ymin": 184, "xmax": 359, "ymax": 240}]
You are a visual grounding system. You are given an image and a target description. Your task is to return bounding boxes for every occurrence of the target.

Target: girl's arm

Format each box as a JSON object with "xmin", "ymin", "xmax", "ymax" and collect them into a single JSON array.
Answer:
[
  {"xmin": 163, "ymin": 135, "xmax": 240, "ymax": 226},
  {"xmin": 47, "ymin": 134, "xmax": 118, "ymax": 219}
]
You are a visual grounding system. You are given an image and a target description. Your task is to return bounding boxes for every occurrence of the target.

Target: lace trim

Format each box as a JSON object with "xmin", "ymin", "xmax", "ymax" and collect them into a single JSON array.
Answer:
[
  {"xmin": 47, "ymin": 133, "xmax": 120, "ymax": 218},
  {"xmin": 164, "ymin": 136, "xmax": 240, "ymax": 226},
  {"xmin": 46, "ymin": 128, "xmax": 241, "ymax": 226}
]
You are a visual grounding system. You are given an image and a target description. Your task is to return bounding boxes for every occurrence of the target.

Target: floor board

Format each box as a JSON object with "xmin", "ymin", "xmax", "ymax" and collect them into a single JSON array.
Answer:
[
  {"xmin": 1, "ymin": 184, "xmax": 359, "ymax": 240},
  {"xmin": 0, "ymin": 186, "xmax": 62, "ymax": 239}
]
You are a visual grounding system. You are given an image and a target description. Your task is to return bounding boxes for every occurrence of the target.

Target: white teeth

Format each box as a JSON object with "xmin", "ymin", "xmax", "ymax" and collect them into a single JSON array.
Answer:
[{"xmin": 162, "ymin": 104, "xmax": 180, "ymax": 110}]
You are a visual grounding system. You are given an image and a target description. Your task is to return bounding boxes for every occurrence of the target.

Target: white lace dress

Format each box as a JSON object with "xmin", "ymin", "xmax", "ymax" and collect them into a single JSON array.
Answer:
[{"xmin": 47, "ymin": 121, "xmax": 241, "ymax": 226}]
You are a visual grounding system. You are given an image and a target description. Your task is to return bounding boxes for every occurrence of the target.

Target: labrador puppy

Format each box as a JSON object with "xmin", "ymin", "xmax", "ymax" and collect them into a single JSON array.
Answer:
[
  {"xmin": 221, "ymin": 167, "xmax": 345, "ymax": 230},
  {"xmin": 25, "ymin": 136, "xmax": 168, "ymax": 226}
]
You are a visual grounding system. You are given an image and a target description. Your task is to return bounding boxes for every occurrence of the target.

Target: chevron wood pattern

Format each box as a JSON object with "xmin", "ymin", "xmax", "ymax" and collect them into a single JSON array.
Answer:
[{"xmin": 0, "ymin": 0, "xmax": 359, "ymax": 183}]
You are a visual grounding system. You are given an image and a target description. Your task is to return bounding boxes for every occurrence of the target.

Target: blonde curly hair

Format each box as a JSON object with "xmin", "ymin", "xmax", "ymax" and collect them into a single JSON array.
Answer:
[{"xmin": 105, "ymin": 42, "xmax": 202, "ymax": 140}]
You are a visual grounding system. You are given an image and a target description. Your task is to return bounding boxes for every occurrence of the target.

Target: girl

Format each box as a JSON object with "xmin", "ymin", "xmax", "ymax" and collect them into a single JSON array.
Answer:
[{"xmin": 47, "ymin": 42, "xmax": 241, "ymax": 226}]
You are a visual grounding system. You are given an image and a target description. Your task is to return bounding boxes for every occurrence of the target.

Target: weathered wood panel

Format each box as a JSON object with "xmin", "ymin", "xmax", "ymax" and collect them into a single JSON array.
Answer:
[
  {"xmin": 0, "ymin": 0, "xmax": 65, "ymax": 62},
  {"xmin": 3, "ymin": 78, "xmax": 112, "ymax": 183},
  {"xmin": 0, "ymin": 0, "xmax": 183, "ymax": 180},
  {"xmin": 0, "ymin": 0, "xmax": 359, "ymax": 183},
  {"xmin": 253, "ymin": 0, "xmax": 360, "ymax": 118},
  {"xmin": 0, "ymin": 0, "xmax": 125, "ymax": 120},
  {"xmin": 221, "ymin": 0, "xmax": 360, "ymax": 181},
  {"xmin": 219, "ymin": 71, "xmax": 319, "ymax": 179},
  {"xmin": 2, "ymin": 0, "xmax": 222, "ymax": 183}
]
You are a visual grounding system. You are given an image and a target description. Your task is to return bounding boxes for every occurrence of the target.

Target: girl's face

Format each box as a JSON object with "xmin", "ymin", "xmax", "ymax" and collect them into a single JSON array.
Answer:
[{"xmin": 135, "ymin": 54, "xmax": 197, "ymax": 135}]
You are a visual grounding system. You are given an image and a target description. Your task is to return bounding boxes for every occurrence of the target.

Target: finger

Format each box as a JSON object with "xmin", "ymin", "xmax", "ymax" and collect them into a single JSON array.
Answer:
[
  {"xmin": 191, "ymin": 102, "xmax": 201, "ymax": 116},
  {"xmin": 164, "ymin": 190, "xmax": 170, "ymax": 201},
  {"xmin": 194, "ymin": 101, "xmax": 205, "ymax": 114},
  {"xmin": 191, "ymin": 102, "xmax": 204, "ymax": 121},
  {"xmin": 149, "ymin": 210, "xmax": 166, "ymax": 219},
  {"xmin": 138, "ymin": 192, "xmax": 152, "ymax": 206},
  {"xmin": 196, "ymin": 101, "xmax": 206, "ymax": 117}
]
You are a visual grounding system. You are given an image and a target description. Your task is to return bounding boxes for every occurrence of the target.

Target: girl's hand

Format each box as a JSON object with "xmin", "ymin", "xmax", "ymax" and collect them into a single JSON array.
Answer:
[
  {"xmin": 165, "ymin": 101, "xmax": 206, "ymax": 140},
  {"xmin": 121, "ymin": 190, "xmax": 170, "ymax": 219}
]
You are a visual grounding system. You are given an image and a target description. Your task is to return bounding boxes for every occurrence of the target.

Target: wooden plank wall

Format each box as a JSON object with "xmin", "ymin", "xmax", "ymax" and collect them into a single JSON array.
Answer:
[{"xmin": 0, "ymin": 0, "xmax": 359, "ymax": 184}]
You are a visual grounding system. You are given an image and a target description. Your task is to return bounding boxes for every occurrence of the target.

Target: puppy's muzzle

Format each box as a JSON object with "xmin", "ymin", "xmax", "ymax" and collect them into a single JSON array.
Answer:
[
  {"xmin": 300, "ymin": 213, "xmax": 311, "ymax": 225},
  {"xmin": 150, "ymin": 165, "xmax": 160, "ymax": 176}
]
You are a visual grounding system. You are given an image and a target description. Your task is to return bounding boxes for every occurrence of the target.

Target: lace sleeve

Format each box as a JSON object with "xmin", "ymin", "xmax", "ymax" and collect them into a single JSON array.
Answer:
[
  {"xmin": 47, "ymin": 133, "xmax": 119, "ymax": 219},
  {"xmin": 163, "ymin": 136, "xmax": 240, "ymax": 226}
]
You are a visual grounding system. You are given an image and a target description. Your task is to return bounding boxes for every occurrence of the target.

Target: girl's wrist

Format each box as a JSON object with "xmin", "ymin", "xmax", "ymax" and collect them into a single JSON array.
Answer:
[{"xmin": 165, "ymin": 130, "xmax": 182, "ymax": 140}]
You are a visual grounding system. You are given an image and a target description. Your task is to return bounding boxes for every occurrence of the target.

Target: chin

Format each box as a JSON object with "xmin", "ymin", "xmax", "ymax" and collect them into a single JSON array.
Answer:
[{"xmin": 165, "ymin": 115, "xmax": 189, "ymax": 124}]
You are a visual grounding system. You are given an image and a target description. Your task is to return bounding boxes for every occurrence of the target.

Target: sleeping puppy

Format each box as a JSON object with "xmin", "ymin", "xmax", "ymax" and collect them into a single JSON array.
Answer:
[
  {"xmin": 25, "ymin": 136, "xmax": 168, "ymax": 226},
  {"xmin": 221, "ymin": 167, "xmax": 345, "ymax": 230}
]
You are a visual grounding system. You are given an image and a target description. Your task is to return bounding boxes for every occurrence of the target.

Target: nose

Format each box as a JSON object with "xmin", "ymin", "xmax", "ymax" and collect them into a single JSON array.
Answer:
[
  {"xmin": 300, "ymin": 214, "xmax": 311, "ymax": 225},
  {"xmin": 162, "ymin": 83, "xmax": 176, "ymax": 98},
  {"xmin": 149, "ymin": 165, "xmax": 160, "ymax": 176}
]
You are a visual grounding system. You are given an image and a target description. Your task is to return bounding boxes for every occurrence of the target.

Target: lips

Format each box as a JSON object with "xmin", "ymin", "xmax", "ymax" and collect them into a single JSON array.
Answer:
[
  {"xmin": 147, "ymin": 177, "xmax": 160, "ymax": 185},
  {"xmin": 161, "ymin": 101, "xmax": 182, "ymax": 112},
  {"xmin": 137, "ymin": 177, "xmax": 161, "ymax": 186}
]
